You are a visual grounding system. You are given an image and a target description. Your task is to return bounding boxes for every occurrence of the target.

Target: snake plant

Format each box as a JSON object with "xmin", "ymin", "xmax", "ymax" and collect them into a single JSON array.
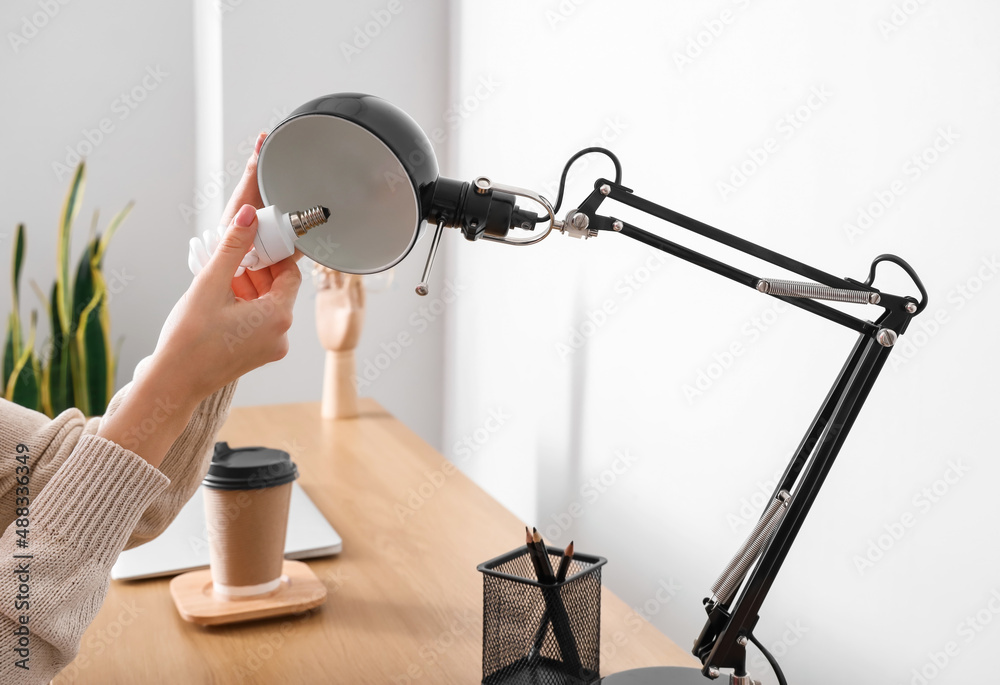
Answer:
[{"xmin": 3, "ymin": 162, "xmax": 132, "ymax": 417}]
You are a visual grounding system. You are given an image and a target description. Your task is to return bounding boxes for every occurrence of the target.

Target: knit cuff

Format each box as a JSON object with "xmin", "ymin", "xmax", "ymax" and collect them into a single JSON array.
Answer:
[
  {"xmin": 193, "ymin": 378, "xmax": 238, "ymax": 422},
  {"xmin": 31, "ymin": 434, "xmax": 169, "ymax": 566},
  {"xmin": 155, "ymin": 379, "xmax": 237, "ymax": 481}
]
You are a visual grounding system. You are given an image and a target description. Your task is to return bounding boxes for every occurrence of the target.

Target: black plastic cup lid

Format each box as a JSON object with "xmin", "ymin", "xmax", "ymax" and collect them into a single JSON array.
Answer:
[{"xmin": 203, "ymin": 442, "xmax": 299, "ymax": 490}]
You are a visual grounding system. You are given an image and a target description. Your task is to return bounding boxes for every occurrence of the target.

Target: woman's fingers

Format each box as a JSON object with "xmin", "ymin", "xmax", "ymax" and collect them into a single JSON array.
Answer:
[
  {"xmin": 220, "ymin": 132, "xmax": 267, "ymax": 228},
  {"xmin": 265, "ymin": 256, "xmax": 304, "ymax": 305},
  {"xmin": 246, "ymin": 263, "xmax": 275, "ymax": 296},
  {"xmin": 231, "ymin": 271, "xmax": 260, "ymax": 301},
  {"xmin": 200, "ymin": 204, "xmax": 259, "ymax": 291}
]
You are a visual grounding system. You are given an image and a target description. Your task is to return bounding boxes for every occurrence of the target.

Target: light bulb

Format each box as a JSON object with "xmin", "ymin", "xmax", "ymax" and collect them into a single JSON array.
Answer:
[{"xmin": 188, "ymin": 205, "xmax": 330, "ymax": 277}]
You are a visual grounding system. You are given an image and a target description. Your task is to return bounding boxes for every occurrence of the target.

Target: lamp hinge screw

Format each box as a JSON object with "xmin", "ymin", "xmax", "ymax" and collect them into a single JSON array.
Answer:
[
  {"xmin": 600, "ymin": 183, "xmax": 611, "ymax": 196},
  {"xmin": 737, "ymin": 635, "xmax": 748, "ymax": 646},
  {"xmin": 876, "ymin": 328, "xmax": 897, "ymax": 347},
  {"xmin": 905, "ymin": 302, "xmax": 918, "ymax": 313},
  {"xmin": 756, "ymin": 280, "xmax": 770, "ymax": 294},
  {"xmin": 612, "ymin": 220, "xmax": 623, "ymax": 232},
  {"xmin": 868, "ymin": 292, "xmax": 881, "ymax": 305},
  {"xmin": 707, "ymin": 666, "xmax": 720, "ymax": 678},
  {"xmin": 571, "ymin": 213, "xmax": 590, "ymax": 229}
]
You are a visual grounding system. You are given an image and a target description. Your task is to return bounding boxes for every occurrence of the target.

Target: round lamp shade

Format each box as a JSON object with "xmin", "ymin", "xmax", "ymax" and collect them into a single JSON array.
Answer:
[{"xmin": 257, "ymin": 93, "xmax": 439, "ymax": 274}]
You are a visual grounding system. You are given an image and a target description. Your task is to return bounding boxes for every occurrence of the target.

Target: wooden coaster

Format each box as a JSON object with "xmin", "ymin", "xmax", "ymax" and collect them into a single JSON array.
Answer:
[{"xmin": 170, "ymin": 560, "xmax": 328, "ymax": 626}]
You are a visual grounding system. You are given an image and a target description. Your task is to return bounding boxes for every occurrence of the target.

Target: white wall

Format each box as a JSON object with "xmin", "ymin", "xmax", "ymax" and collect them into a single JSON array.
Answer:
[
  {"xmin": 444, "ymin": 1, "xmax": 1000, "ymax": 683},
  {"xmin": 1, "ymin": 0, "xmax": 450, "ymax": 449}
]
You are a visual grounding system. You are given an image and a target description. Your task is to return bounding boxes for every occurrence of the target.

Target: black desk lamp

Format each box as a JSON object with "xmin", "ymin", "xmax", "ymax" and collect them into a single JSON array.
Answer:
[{"xmin": 256, "ymin": 93, "xmax": 927, "ymax": 685}]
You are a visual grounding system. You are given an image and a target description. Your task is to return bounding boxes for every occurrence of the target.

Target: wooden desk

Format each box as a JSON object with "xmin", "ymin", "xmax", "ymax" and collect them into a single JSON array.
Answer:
[{"xmin": 55, "ymin": 400, "xmax": 697, "ymax": 684}]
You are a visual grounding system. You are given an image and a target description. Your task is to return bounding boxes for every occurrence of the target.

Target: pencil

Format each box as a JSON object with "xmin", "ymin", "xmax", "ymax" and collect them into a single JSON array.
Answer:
[
  {"xmin": 555, "ymin": 541, "xmax": 574, "ymax": 583},
  {"xmin": 525, "ymin": 527, "xmax": 547, "ymax": 583},
  {"xmin": 532, "ymin": 528, "xmax": 556, "ymax": 583},
  {"xmin": 530, "ymin": 541, "xmax": 576, "ymax": 656}
]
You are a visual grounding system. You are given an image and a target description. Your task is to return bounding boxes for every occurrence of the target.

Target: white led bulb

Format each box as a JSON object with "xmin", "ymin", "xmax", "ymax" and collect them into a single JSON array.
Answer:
[{"xmin": 188, "ymin": 204, "xmax": 330, "ymax": 277}]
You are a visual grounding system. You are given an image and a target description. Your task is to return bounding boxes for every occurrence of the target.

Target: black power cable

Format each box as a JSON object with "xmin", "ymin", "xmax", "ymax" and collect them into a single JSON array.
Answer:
[
  {"xmin": 535, "ymin": 146, "xmax": 623, "ymax": 223},
  {"xmin": 747, "ymin": 633, "xmax": 788, "ymax": 685}
]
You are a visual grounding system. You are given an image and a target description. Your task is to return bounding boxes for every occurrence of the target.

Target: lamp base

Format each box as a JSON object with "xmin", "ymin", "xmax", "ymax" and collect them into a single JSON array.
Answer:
[{"xmin": 597, "ymin": 667, "xmax": 711, "ymax": 684}]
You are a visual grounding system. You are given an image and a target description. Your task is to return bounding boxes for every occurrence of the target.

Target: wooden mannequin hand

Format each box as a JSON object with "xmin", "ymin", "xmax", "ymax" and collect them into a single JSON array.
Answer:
[{"xmin": 315, "ymin": 268, "xmax": 365, "ymax": 353}]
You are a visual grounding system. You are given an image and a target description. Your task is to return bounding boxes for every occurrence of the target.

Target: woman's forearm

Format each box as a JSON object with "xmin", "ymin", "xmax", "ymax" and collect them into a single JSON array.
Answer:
[{"xmin": 95, "ymin": 363, "xmax": 198, "ymax": 469}]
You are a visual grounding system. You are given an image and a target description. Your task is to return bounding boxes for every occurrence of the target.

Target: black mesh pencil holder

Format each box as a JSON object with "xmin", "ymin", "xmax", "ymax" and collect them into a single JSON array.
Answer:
[{"xmin": 478, "ymin": 545, "xmax": 607, "ymax": 685}]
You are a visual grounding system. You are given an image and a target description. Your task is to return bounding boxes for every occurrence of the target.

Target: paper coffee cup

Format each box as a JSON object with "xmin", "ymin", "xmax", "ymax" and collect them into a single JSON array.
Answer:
[{"xmin": 202, "ymin": 442, "xmax": 299, "ymax": 599}]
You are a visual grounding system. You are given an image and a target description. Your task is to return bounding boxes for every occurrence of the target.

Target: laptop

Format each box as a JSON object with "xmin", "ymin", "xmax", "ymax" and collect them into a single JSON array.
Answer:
[{"xmin": 111, "ymin": 481, "xmax": 342, "ymax": 581}]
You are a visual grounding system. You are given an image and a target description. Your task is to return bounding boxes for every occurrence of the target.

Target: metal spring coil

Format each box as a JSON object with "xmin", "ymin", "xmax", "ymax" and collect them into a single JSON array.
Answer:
[
  {"xmin": 758, "ymin": 278, "xmax": 876, "ymax": 305},
  {"xmin": 711, "ymin": 491, "xmax": 791, "ymax": 604}
]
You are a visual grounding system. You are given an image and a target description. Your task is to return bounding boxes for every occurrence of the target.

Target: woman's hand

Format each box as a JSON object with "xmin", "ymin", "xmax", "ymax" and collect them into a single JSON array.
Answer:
[
  {"xmin": 97, "ymin": 134, "xmax": 303, "ymax": 468},
  {"xmin": 152, "ymin": 133, "xmax": 303, "ymax": 400}
]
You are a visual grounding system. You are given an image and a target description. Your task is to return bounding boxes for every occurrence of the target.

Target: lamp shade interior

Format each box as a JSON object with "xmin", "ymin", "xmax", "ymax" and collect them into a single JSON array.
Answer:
[{"xmin": 257, "ymin": 112, "xmax": 421, "ymax": 274}]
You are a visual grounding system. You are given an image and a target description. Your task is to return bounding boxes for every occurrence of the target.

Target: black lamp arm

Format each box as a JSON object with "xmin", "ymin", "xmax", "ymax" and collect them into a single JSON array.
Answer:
[
  {"xmin": 578, "ymin": 179, "xmax": 925, "ymax": 335},
  {"xmin": 567, "ymin": 178, "xmax": 925, "ymax": 679}
]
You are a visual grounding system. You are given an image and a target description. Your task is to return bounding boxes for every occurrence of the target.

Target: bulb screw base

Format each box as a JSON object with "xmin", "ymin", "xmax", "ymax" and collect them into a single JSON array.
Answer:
[{"xmin": 289, "ymin": 205, "xmax": 331, "ymax": 237}]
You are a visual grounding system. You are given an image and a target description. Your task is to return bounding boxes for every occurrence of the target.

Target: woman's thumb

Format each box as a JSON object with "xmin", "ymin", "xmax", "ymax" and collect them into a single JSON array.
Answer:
[{"xmin": 202, "ymin": 204, "xmax": 258, "ymax": 286}]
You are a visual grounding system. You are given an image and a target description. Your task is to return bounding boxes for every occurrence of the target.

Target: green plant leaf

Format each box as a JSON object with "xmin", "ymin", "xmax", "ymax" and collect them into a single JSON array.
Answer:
[
  {"xmin": 2, "ymin": 320, "xmax": 14, "ymax": 390},
  {"xmin": 99, "ymin": 203, "xmax": 131, "ymax": 399},
  {"xmin": 69, "ymin": 239, "xmax": 96, "ymax": 416},
  {"xmin": 72, "ymin": 237, "xmax": 97, "ymax": 328},
  {"xmin": 73, "ymin": 238, "xmax": 110, "ymax": 416},
  {"xmin": 29, "ymin": 279, "xmax": 50, "ymax": 319},
  {"xmin": 4, "ymin": 225, "xmax": 26, "ymax": 387},
  {"xmin": 47, "ymin": 282, "xmax": 73, "ymax": 415},
  {"xmin": 5, "ymin": 312, "xmax": 40, "ymax": 411},
  {"xmin": 97, "ymin": 201, "xmax": 133, "ymax": 265},
  {"xmin": 56, "ymin": 162, "xmax": 85, "ymax": 343},
  {"xmin": 12, "ymin": 223, "xmax": 24, "ymax": 309},
  {"xmin": 28, "ymin": 280, "xmax": 53, "ymax": 416}
]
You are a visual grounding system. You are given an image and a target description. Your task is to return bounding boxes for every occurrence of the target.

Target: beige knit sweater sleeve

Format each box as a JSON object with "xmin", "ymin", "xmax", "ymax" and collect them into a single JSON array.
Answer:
[{"xmin": 0, "ymin": 359, "xmax": 236, "ymax": 684}]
